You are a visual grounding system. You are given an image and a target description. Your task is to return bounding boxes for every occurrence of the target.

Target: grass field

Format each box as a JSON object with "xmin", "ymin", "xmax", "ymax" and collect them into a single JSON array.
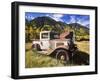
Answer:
[
  {"xmin": 25, "ymin": 41, "xmax": 89, "ymax": 68},
  {"xmin": 75, "ymin": 41, "xmax": 89, "ymax": 54},
  {"xmin": 25, "ymin": 50, "xmax": 65, "ymax": 68}
]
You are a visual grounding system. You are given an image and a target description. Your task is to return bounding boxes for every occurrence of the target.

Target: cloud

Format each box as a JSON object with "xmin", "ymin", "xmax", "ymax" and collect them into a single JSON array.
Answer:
[
  {"xmin": 25, "ymin": 15, "xmax": 34, "ymax": 20},
  {"xmin": 78, "ymin": 20, "xmax": 89, "ymax": 27},
  {"xmin": 67, "ymin": 15, "xmax": 89, "ymax": 27},
  {"xmin": 70, "ymin": 16, "xmax": 76, "ymax": 23},
  {"xmin": 45, "ymin": 14, "xmax": 50, "ymax": 17},
  {"xmin": 66, "ymin": 16, "xmax": 76, "ymax": 24},
  {"xmin": 52, "ymin": 14, "xmax": 64, "ymax": 22},
  {"xmin": 46, "ymin": 14, "xmax": 64, "ymax": 22},
  {"xmin": 53, "ymin": 14, "xmax": 64, "ymax": 18},
  {"xmin": 77, "ymin": 17, "xmax": 89, "ymax": 27}
]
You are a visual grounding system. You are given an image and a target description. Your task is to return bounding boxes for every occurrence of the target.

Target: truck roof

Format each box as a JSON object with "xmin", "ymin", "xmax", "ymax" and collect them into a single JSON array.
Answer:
[
  {"xmin": 40, "ymin": 31, "xmax": 59, "ymax": 33},
  {"xmin": 40, "ymin": 31, "xmax": 51, "ymax": 33}
]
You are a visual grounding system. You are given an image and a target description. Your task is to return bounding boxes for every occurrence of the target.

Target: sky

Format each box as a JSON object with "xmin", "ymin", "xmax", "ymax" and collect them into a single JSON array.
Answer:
[{"xmin": 25, "ymin": 12, "xmax": 90, "ymax": 28}]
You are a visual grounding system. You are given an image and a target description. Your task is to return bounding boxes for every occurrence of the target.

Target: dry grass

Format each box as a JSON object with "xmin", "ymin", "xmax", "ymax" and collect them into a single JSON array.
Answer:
[
  {"xmin": 75, "ymin": 41, "xmax": 89, "ymax": 54},
  {"xmin": 25, "ymin": 43, "xmax": 64, "ymax": 68},
  {"xmin": 25, "ymin": 50, "xmax": 65, "ymax": 68},
  {"xmin": 25, "ymin": 41, "xmax": 89, "ymax": 68},
  {"xmin": 25, "ymin": 43, "xmax": 32, "ymax": 51}
]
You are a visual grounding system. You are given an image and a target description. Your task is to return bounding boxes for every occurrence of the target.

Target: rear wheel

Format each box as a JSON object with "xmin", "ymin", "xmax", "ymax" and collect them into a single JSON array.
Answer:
[
  {"xmin": 56, "ymin": 49, "xmax": 69, "ymax": 64},
  {"xmin": 32, "ymin": 44, "xmax": 41, "ymax": 51},
  {"xmin": 36, "ymin": 44, "xmax": 41, "ymax": 51}
]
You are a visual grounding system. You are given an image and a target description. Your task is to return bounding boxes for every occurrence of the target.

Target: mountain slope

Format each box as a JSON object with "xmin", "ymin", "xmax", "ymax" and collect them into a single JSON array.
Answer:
[{"xmin": 25, "ymin": 16, "xmax": 89, "ymax": 37}]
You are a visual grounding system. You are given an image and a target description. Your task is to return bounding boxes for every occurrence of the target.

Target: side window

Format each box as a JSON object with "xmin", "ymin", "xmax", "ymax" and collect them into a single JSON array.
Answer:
[
  {"xmin": 41, "ymin": 33, "xmax": 48, "ymax": 39},
  {"xmin": 50, "ymin": 32, "xmax": 59, "ymax": 39},
  {"xmin": 54, "ymin": 34, "xmax": 59, "ymax": 39}
]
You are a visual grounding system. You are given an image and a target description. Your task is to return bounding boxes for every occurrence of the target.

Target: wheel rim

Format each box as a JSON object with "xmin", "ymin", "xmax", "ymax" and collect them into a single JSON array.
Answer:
[
  {"xmin": 60, "ymin": 55, "xmax": 65, "ymax": 61},
  {"xmin": 56, "ymin": 50, "xmax": 69, "ymax": 62}
]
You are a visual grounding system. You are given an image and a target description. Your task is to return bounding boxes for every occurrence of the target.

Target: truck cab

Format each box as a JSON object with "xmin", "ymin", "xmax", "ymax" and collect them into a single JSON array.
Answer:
[
  {"xmin": 32, "ymin": 30, "xmax": 76, "ymax": 50},
  {"xmin": 33, "ymin": 31, "xmax": 60, "ymax": 50}
]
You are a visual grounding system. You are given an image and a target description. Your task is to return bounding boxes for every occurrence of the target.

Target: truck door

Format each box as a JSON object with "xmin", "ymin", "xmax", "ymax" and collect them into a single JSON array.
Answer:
[{"xmin": 40, "ymin": 32, "xmax": 50, "ymax": 49}]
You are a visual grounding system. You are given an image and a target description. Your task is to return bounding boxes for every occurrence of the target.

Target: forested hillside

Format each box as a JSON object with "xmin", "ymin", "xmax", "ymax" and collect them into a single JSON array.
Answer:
[{"xmin": 25, "ymin": 16, "xmax": 89, "ymax": 42}]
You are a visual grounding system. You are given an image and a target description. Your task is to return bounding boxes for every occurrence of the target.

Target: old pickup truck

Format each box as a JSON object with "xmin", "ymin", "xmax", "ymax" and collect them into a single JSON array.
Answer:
[{"xmin": 32, "ymin": 31, "xmax": 77, "ymax": 63}]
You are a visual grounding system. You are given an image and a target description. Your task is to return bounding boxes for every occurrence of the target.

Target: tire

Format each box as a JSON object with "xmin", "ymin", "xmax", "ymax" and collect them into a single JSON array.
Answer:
[
  {"xmin": 36, "ymin": 44, "xmax": 41, "ymax": 51},
  {"xmin": 56, "ymin": 49, "xmax": 69, "ymax": 62}
]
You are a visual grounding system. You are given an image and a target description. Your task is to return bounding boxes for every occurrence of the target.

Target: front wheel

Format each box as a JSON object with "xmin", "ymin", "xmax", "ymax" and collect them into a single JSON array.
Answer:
[{"xmin": 56, "ymin": 49, "xmax": 69, "ymax": 64}]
